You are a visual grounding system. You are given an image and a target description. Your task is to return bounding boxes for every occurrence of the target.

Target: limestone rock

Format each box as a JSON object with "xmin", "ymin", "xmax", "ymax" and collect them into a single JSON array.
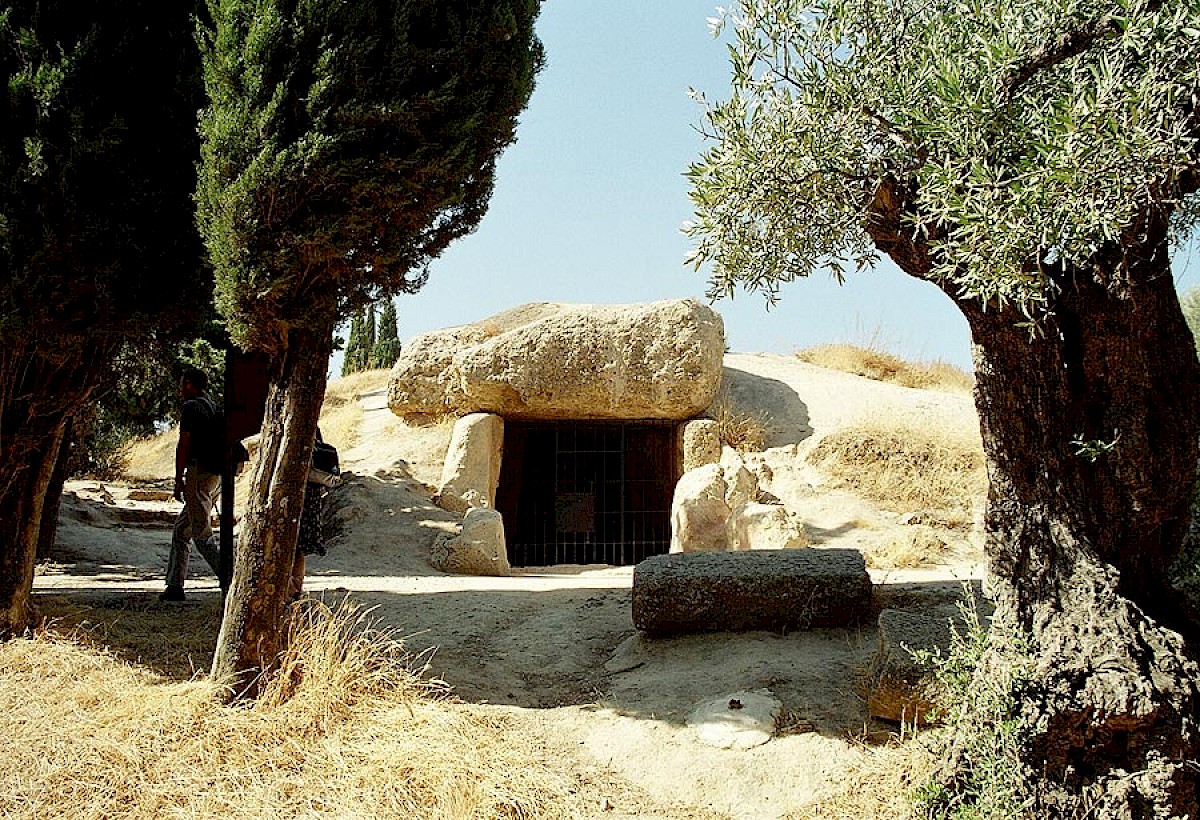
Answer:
[
  {"xmin": 632, "ymin": 548, "xmax": 872, "ymax": 635},
  {"xmin": 430, "ymin": 508, "xmax": 511, "ymax": 576},
  {"xmin": 727, "ymin": 503, "xmax": 809, "ymax": 551},
  {"xmin": 719, "ymin": 448, "xmax": 758, "ymax": 509},
  {"xmin": 436, "ymin": 413, "xmax": 503, "ymax": 514},
  {"xmin": 387, "ymin": 300, "xmax": 725, "ymax": 421},
  {"xmin": 687, "ymin": 690, "xmax": 782, "ymax": 750},
  {"xmin": 669, "ymin": 464, "xmax": 731, "ymax": 553},
  {"xmin": 865, "ymin": 609, "xmax": 956, "ymax": 725},
  {"xmin": 680, "ymin": 419, "xmax": 721, "ymax": 472}
]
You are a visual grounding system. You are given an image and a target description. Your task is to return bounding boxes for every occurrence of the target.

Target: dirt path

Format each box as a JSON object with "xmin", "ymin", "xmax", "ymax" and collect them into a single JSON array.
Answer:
[{"xmin": 35, "ymin": 353, "xmax": 986, "ymax": 819}]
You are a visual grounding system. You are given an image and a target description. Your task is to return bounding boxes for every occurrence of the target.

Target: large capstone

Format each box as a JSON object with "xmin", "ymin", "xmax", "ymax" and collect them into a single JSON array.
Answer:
[
  {"xmin": 632, "ymin": 549, "xmax": 872, "ymax": 636},
  {"xmin": 387, "ymin": 300, "xmax": 725, "ymax": 422}
]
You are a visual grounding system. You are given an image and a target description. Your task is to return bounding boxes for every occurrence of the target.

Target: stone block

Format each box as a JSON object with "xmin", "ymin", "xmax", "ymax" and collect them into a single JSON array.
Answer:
[{"xmin": 632, "ymin": 548, "xmax": 871, "ymax": 635}]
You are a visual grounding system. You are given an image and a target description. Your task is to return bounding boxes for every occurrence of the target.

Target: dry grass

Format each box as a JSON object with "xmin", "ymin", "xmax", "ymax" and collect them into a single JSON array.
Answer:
[
  {"xmin": 808, "ymin": 415, "xmax": 986, "ymax": 514},
  {"xmin": 791, "ymin": 738, "xmax": 939, "ymax": 819},
  {"xmin": 323, "ymin": 368, "xmax": 391, "ymax": 408},
  {"xmin": 1, "ymin": 599, "xmax": 582, "ymax": 820},
  {"xmin": 866, "ymin": 526, "xmax": 953, "ymax": 569},
  {"xmin": 123, "ymin": 431, "xmax": 177, "ymax": 482},
  {"xmin": 706, "ymin": 396, "xmax": 770, "ymax": 453},
  {"xmin": 797, "ymin": 344, "xmax": 974, "ymax": 394}
]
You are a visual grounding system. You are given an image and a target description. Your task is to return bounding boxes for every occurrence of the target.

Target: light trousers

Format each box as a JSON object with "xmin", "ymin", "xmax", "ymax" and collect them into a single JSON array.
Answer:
[{"xmin": 166, "ymin": 465, "xmax": 221, "ymax": 588}]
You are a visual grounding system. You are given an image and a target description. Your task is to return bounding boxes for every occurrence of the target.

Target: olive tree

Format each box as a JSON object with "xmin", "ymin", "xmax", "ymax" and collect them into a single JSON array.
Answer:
[
  {"xmin": 687, "ymin": 1, "xmax": 1199, "ymax": 815},
  {"xmin": 198, "ymin": 0, "xmax": 542, "ymax": 694}
]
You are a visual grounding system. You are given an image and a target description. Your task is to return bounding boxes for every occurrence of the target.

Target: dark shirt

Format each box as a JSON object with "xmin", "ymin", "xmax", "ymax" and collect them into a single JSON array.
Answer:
[{"xmin": 181, "ymin": 394, "xmax": 224, "ymax": 473}]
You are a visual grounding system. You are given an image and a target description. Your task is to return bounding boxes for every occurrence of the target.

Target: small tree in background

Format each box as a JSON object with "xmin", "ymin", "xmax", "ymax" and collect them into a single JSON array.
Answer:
[
  {"xmin": 371, "ymin": 299, "xmax": 402, "ymax": 370},
  {"xmin": 198, "ymin": 0, "xmax": 543, "ymax": 694},
  {"xmin": 340, "ymin": 311, "xmax": 367, "ymax": 376}
]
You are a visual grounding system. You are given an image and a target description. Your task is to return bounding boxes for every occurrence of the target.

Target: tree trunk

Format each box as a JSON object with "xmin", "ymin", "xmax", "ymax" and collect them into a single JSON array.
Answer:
[
  {"xmin": 210, "ymin": 311, "xmax": 336, "ymax": 697},
  {"xmin": 955, "ymin": 268, "xmax": 1200, "ymax": 816},
  {"xmin": 36, "ymin": 419, "xmax": 75, "ymax": 561},
  {"xmin": 949, "ymin": 236, "xmax": 1199, "ymax": 815},
  {"xmin": 865, "ymin": 184, "xmax": 1199, "ymax": 816},
  {"xmin": 0, "ymin": 344, "xmax": 110, "ymax": 636}
]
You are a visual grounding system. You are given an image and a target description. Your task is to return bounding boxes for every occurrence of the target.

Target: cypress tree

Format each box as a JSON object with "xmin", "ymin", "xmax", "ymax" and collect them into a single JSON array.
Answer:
[
  {"xmin": 198, "ymin": 0, "xmax": 543, "ymax": 692},
  {"xmin": 340, "ymin": 311, "xmax": 366, "ymax": 377},
  {"xmin": 372, "ymin": 299, "xmax": 402, "ymax": 370}
]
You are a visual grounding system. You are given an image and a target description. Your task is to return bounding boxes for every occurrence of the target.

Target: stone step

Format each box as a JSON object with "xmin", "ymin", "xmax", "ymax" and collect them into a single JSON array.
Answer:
[{"xmin": 632, "ymin": 548, "xmax": 872, "ymax": 636}]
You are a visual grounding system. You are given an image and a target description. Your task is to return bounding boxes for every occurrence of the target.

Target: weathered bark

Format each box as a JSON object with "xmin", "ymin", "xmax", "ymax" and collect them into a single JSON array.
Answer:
[
  {"xmin": 210, "ymin": 309, "xmax": 336, "ymax": 697},
  {"xmin": 36, "ymin": 420, "xmax": 74, "ymax": 561},
  {"xmin": 866, "ymin": 185, "xmax": 1199, "ymax": 817},
  {"xmin": 958, "ymin": 245, "xmax": 1200, "ymax": 817},
  {"xmin": 0, "ymin": 343, "xmax": 111, "ymax": 636}
]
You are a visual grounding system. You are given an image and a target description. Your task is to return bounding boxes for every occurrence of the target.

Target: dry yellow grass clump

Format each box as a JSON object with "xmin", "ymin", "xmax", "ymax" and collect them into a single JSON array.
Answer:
[
  {"xmin": 320, "ymin": 368, "xmax": 392, "ymax": 450},
  {"xmin": 706, "ymin": 396, "xmax": 770, "ymax": 453},
  {"xmin": 793, "ymin": 739, "xmax": 938, "ymax": 820},
  {"xmin": 797, "ymin": 344, "xmax": 974, "ymax": 394},
  {"xmin": 808, "ymin": 415, "xmax": 986, "ymax": 514},
  {"xmin": 0, "ymin": 601, "xmax": 579, "ymax": 820}
]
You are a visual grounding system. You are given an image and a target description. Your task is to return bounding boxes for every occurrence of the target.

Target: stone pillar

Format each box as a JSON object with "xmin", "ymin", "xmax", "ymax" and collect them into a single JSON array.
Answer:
[
  {"xmin": 437, "ymin": 413, "xmax": 504, "ymax": 513},
  {"xmin": 679, "ymin": 419, "xmax": 721, "ymax": 473}
]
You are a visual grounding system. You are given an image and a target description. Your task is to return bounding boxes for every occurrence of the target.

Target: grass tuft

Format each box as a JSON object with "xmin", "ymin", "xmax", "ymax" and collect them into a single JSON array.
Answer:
[
  {"xmin": 807, "ymin": 415, "xmax": 985, "ymax": 514},
  {"xmin": 706, "ymin": 396, "xmax": 770, "ymax": 453},
  {"xmin": 0, "ymin": 599, "xmax": 581, "ymax": 820},
  {"xmin": 797, "ymin": 344, "xmax": 974, "ymax": 394}
]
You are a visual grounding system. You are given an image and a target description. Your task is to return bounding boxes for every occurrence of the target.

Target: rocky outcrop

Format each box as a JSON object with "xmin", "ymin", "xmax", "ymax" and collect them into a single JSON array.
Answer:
[
  {"xmin": 669, "ymin": 464, "xmax": 732, "ymax": 553},
  {"xmin": 670, "ymin": 448, "xmax": 809, "ymax": 553},
  {"xmin": 727, "ymin": 503, "xmax": 809, "ymax": 551},
  {"xmin": 436, "ymin": 413, "xmax": 503, "ymax": 514},
  {"xmin": 679, "ymin": 419, "xmax": 721, "ymax": 472},
  {"xmin": 387, "ymin": 300, "xmax": 724, "ymax": 422},
  {"xmin": 430, "ymin": 508, "xmax": 511, "ymax": 576},
  {"xmin": 632, "ymin": 548, "xmax": 872, "ymax": 635}
]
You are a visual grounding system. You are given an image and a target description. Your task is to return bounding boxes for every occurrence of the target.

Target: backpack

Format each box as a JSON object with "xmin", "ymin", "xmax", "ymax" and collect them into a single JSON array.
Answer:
[{"xmin": 311, "ymin": 439, "xmax": 340, "ymax": 474}]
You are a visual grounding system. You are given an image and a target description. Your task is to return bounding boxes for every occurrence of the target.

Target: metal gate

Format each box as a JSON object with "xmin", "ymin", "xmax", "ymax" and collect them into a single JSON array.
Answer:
[{"xmin": 496, "ymin": 420, "xmax": 679, "ymax": 567}]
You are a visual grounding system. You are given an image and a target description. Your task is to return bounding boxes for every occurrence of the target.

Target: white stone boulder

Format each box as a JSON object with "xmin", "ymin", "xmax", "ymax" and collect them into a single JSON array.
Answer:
[
  {"xmin": 387, "ymin": 300, "xmax": 725, "ymax": 421},
  {"xmin": 430, "ymin": 508, "xmax": 511, "ymax": 576},
  {"xmin": 727, "ymin": 503, "xmax": 809, "ymax": 551},
  {"xmin": 436, "ymin": 413, "xmax": 503, "ymax": 514},
  {"xmin": 719, "ymin": 448, "xmax": 758, "ymax": 510},
  {"xmin": 669, "ymin": 464, "xmax": 732, "ymax": 553}
]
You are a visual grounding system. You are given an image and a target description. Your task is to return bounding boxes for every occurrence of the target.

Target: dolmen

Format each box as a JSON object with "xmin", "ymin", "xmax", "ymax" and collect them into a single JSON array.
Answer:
[{"xmin": 632, "ymin": 548, "xmax": 872, "ymax": 636}]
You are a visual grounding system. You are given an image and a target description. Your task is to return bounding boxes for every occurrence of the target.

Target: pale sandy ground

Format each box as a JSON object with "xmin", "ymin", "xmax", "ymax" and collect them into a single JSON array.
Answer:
[{"xmin": 37, "ymin": 352, "xmax": 986, "ymax": 820}]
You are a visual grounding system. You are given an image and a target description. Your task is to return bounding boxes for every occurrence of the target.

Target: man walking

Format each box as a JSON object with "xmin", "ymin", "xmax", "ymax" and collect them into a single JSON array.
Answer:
[{"xmin": 162, "ymin": 367, "xmax": 223, "ymax": 601}]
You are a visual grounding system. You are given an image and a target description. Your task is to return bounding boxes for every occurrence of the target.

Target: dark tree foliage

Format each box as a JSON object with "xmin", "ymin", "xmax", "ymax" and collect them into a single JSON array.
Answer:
[
  {"xmin": 371, "ymin": 299, "xmax": 401, "ymax": 370},
  {"xmin": 198, "ymin": 0, "xmax": 543, "ymax": 692},
  {"xmin": 340, "ymin": 311, "xmax": 367, "ymax": 376},
  {"xmin": 0, "ymin": 1, "xmax": 209, "ymax": 635}
]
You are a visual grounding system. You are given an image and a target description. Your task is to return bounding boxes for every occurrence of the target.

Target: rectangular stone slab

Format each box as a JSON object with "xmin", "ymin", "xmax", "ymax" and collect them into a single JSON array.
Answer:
[{"xmin": 632, "ymin": 548, "xmax": 872, "ymax": 636}]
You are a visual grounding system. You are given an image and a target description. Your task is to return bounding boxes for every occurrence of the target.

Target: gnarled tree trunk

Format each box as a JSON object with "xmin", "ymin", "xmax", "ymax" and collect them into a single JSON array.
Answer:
[
  {"xmin": 956, "ymin": 240, "xmax": 1200, "ymax": 817},
  {"xmin": 210, "ymin": 309, "xmax": 336, "ymax": 697},
  {"xmin": 867, "ymin": 185, "xmax": 1199, "ymax": 816}
]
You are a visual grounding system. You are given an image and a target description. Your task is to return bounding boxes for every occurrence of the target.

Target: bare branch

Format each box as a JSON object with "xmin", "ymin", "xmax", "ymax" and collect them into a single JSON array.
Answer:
[{"xmin": 997, "ymin": 16, "xmax": 1122, "ymax": 102}]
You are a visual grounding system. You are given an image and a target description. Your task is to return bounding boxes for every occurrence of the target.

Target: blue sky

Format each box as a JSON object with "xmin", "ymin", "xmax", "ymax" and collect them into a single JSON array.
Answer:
[{"xmin": 341, "ymin": 1, "xmax": 1200, "ymax": 374}]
